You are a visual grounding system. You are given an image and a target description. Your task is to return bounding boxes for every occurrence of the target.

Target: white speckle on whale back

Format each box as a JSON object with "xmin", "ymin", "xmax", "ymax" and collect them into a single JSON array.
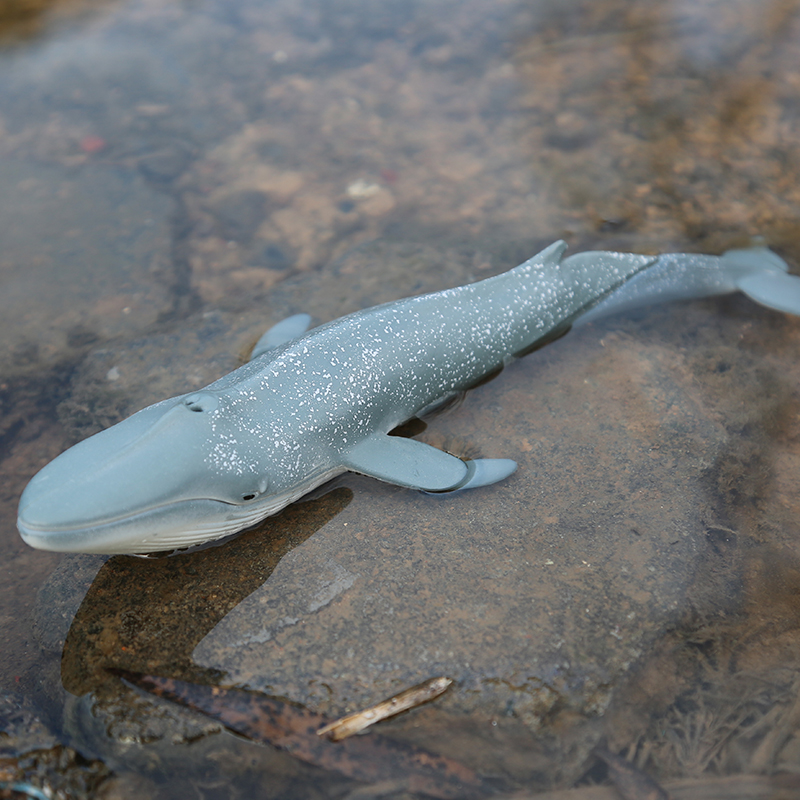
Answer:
[{"xmin": 192, "ymin": 244, "xmax": 656, "ymax": 494}]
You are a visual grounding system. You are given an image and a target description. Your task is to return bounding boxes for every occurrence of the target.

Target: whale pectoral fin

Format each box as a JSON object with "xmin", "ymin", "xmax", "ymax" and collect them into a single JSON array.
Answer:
[
  {"xmin": 343, "ymin": 435, "xmax": 469, "ymax": 491},
  {"xmin": 343, "ymin": 435, "xmax": 517, "ymax": 493},
  {"xmin": 250, "ymin": 313, "xmax": 313, "ymax": 360},
  {"xmin": 446, "ymin": 458, "xmax": 517, "ymax": 492}
]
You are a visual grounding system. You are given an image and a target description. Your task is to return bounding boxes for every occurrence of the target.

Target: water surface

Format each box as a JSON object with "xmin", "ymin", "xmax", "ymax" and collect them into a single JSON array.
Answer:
[{"xmin": 2, "ymin": 0, "xmax": 800, "ymax": 797}]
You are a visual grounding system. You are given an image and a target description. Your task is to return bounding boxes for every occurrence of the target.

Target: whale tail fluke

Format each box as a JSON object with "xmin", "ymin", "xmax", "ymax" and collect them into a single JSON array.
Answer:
[
  {"xmin": 722, "ymin": 245, "xmax": 789, "ymax": 274},
  {"xmin": 737, "ymin": 270, "xmax": 800, "ymax": 316},
  {"xmin": 724, "ymin": 246, "xmax": 800, "ymax": 316}
]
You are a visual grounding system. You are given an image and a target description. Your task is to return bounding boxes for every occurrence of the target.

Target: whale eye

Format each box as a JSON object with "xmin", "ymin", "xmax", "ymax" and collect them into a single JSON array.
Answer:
[{"xmin": 241, "ymin": 493, "xmax": 257, "ymax": 501}]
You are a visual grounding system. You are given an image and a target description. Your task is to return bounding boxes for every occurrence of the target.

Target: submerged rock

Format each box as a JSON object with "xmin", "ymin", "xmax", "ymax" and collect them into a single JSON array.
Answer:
[
  {"xmin": 0, "ymin": 157, "xmax": 173, "ymax": 379},
  {"xmin": 32, "ymin": 240, "xmax": 800, "ymax": 791},
  {"xmin": 0, "ymin": 692, "xmax": 116, "ymax": 799}
]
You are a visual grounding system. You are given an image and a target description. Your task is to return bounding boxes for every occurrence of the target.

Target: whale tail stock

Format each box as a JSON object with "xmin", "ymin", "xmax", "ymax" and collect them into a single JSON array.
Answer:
[{"xmin": 573, "ymin": 242, "xmax": 800, "ymax": 326}]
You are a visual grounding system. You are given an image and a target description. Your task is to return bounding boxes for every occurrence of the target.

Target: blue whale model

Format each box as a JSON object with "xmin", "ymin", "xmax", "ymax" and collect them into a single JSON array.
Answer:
[{"xmin": 17, "ymin": 240, "xmax": 800, "ymax": 554}]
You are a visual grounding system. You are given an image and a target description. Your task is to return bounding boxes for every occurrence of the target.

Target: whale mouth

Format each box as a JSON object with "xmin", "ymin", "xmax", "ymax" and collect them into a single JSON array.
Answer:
[
  {"xmin": 16, "ymin": 497, "xmax": 251, "ymax": 555},
  {"xmin": 15, "ymin": 491, "xmax": 290, "ymax": 555},
  {"xmin": 17, "ymin": 468, "xmax": 344, "ymax": 555}
]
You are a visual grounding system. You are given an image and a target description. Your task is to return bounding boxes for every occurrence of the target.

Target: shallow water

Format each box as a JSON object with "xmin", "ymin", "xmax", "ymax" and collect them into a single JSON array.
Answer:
[{"xmin": 3, "ymin": 0, "xmax": 800, "ymax": 797}]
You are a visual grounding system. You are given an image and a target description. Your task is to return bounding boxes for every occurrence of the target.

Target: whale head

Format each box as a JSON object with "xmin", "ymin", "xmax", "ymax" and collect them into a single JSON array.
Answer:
[{"xmin": 16, "ymin": 391, "xmax": 314, "ymax": 555}]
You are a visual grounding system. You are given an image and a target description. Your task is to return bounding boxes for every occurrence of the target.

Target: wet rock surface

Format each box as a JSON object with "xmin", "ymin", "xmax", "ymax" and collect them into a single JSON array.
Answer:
[{"xmin": 27, "ymin": 240, "xmax": 800, "ymax": 792}]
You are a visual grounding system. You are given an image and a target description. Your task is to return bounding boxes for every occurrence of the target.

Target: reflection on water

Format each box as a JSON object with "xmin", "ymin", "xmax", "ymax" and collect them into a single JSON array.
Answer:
[
  {"xmin": 60, "ymin": 488, "xmax": 351, "ymax": 695},
  {"xmin": 2, "ymin": 0, "xmax": 800, "ymax": 797}
]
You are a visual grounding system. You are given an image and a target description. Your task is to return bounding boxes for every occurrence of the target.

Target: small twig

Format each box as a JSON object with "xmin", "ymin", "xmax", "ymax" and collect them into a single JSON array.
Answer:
[{"xmin": 317, "ymin": 677, "xmax": 453, "ymax": 741}]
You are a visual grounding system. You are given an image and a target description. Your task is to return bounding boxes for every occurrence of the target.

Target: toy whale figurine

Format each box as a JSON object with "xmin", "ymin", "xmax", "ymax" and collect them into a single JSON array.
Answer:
[{"xmin": 17, "ymin": 240, "xmax": 800, "ymax": 555}]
